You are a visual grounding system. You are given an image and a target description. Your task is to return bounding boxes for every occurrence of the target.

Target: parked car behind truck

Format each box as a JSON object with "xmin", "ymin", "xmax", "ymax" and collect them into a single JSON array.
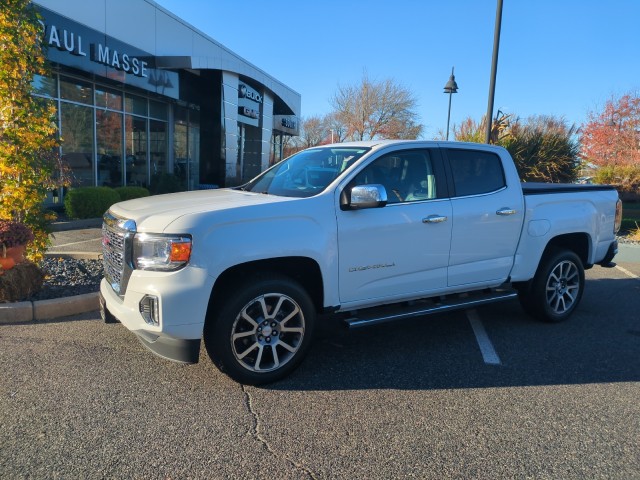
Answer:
[{"xmin": 100, "ymin": 141, "xmax": 622, "ymax": 384}]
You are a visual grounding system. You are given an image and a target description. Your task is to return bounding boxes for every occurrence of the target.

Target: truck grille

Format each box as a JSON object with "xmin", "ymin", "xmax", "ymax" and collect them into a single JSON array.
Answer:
[{"xmin": 102, "ymin": 212, "xmax": 136, "ymax": 296}]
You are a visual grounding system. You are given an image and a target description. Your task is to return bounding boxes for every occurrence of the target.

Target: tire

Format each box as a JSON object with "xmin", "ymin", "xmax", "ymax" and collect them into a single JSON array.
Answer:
[
  {"xmin": 204, "ymin": 274, "xmax": 316, "ymax": 385},
  {"xmin": 518, "ymin": 248, "xmax": 585, "ymax": 323}
]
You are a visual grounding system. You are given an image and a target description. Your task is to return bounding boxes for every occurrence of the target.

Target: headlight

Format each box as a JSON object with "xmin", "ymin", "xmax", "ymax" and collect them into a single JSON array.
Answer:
[{"xmin": 133, "ymin": 233, "xmax": 192, "ymax": 271}]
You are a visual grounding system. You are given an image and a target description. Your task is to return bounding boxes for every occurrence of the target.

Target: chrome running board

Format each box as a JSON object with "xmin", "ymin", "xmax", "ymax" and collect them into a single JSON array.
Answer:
[{"xmin": 343, "ymin": 290, "xmax": 518, "ymax": 329}]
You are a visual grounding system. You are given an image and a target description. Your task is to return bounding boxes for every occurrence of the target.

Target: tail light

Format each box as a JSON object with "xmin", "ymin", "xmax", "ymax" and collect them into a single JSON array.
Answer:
[{"xmin": 614, "ymin": 199, "xmax": 623, "ymax": 234}]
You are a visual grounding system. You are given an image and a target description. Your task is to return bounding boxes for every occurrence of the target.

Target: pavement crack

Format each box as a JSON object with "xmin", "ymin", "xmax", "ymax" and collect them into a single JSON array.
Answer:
[{"xmin": 241, "ymin": 384, "xmax": 318, "ymax": 479}]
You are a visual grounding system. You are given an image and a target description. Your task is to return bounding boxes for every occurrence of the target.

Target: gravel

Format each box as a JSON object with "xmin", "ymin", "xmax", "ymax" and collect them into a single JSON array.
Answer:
[
  {"xmin": 28, "ymin": 258, "xmax": 103, "ymax": 301},
  {"xmin": 618, "ymin": 233, "xmax": 640, "ymax": 246}
]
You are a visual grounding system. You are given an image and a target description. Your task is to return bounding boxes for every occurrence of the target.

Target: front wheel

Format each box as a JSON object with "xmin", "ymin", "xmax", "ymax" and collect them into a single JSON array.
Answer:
[
  {"xmin": 518, "ymin": 249, "xmax": 585, "ymax": 323},
  {"xmin": 204, "ymin": 274, "xmax": 316, "ymax": 385}
]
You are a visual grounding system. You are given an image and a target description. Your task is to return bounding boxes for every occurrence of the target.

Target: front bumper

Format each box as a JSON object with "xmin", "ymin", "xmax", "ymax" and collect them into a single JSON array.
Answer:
[
  {"xmin": 100, "ymin": 291, "xmax": 201, "ymax": 363},
  {"xmin": 99, "ymin": 266, "xmax": 212, "ymax": 364}
]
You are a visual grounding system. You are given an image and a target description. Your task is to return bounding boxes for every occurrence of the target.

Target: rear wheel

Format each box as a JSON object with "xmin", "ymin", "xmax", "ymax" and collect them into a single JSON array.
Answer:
[
  {"xmin": 204, "ymin": 274, "xmax": 316, "ymax": 385},
  {"xmin": 518, "ymin": 248, "xmax": 585, "ymax": 322}
]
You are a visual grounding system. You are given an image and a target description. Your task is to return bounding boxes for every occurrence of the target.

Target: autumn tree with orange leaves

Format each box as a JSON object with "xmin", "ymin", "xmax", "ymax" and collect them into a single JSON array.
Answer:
[
  {"xmin": 581, "ymin": 93, "xmax": 640, "ymax": 167},
  {"xmin": 0, "ymin": 0, "xmax": 68, "ymax": 260},
  {"xmin": 581, "ymin": 93, "xmax": 640, "ymax": 197}
]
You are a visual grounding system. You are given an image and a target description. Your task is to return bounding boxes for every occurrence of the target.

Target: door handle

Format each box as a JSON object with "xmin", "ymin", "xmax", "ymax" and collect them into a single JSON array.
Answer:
[
  {"xmin": 423, "ymin": 215, "xmax": 448, "ymax": 224},
  {"xmin": 496, "ymin": 208, "xmax": 517, "ymax": 216}
]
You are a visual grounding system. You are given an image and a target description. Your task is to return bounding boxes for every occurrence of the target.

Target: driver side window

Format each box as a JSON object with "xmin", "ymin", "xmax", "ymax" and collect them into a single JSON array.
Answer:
[{"xmin": 353, "ymin": 151, "xmax": 436, "ymax": 204}]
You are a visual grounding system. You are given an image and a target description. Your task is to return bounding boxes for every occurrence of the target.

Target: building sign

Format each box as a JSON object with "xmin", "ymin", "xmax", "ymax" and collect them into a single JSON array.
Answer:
[
  {"xmin": 46, "ymin": 24, "xmax": 149, "ymax": 78},
  {"xmin": 90, "ymin": 44, "xmax": 148, "ymax": 78},
  {"xmin": 38, "ymin": 7, "xmax": 179, "ymax": 99},
  {"xmin": 273, "ymin": 115, "xmax": 299, "ymax": 135},
  {"xmin": 239, "ymin": 84, "xmax": 262, "ymax": 103},
  {"xmin": 237, "ymin": 83, "xmax": 262, "ymax": 126},
  {"xmin": 239, "ymin": 106, "xmax": 260, "ymax": 119}
]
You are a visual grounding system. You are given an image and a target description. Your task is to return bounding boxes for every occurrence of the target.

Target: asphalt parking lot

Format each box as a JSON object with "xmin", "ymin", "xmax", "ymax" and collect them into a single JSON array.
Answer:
[{"xmin": 1, "ymin": 262, "xmax": 639, "ymax": 479}]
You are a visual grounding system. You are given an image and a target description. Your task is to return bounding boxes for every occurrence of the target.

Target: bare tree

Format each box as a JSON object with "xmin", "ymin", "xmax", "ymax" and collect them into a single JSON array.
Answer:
[
  {"xmin": 331, "ymin": 71, "xmax": 423, "ymax": 141},
  {"xmin": 325, "ymin": 112, "xmax": 348, "ymax": 143},
  {"xmin": 298, "ymin": 115, "xmax": 329, "ymax": 148}
]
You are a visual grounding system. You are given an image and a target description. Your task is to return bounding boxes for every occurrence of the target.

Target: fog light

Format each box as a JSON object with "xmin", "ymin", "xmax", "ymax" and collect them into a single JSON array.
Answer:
[{"xmin": 139, "ymin": 295, "xmax": 160, "ymax": 326}]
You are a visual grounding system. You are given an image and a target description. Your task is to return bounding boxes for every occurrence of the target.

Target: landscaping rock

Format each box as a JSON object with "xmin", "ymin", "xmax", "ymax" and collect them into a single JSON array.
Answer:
[{"xmin": 0, "ymin": 262, "xmax": 44, "ymax": 302}]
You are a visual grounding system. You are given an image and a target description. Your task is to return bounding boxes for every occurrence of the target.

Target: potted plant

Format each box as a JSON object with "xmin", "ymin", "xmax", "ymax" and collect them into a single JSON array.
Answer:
[{"xmin": 0, "ymin": 220, "xmax": 35, "ymax": 269}]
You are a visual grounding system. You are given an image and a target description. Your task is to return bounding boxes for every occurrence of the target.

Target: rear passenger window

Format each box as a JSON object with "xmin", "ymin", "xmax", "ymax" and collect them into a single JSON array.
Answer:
[{"xmin": 448, "ymin": 149, "xmax": 505, "ymax": 196}]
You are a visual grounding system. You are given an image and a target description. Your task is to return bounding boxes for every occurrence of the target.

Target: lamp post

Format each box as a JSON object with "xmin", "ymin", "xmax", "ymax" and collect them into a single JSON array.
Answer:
[
  {"xmin": 443, "ymin": 67, "xmax": 458, "ymax": 141},
  {"xmin": 485, "ymin": 0, "xmax": 504, "ymax": 143}
]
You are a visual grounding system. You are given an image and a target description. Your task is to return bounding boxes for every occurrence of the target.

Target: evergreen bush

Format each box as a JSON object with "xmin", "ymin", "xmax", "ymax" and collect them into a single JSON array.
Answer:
[
  {"xmin": 115, "ymin": 186, "xmax": 150, "ymax": 201},
  {"xmin": 64, "ymin": 187, "xmax": 121, "ymax": 219}
]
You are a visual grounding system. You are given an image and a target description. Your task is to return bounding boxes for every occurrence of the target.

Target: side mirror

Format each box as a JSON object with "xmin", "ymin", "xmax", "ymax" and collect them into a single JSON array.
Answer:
[{"xmin": 341, "ymin": 184, "xmax": 388, "ymax": 210}]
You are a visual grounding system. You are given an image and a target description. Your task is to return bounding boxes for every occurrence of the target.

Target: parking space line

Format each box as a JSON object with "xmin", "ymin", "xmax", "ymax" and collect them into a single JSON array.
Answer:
[
  {"xmin": 52, "ymin": 238, "xmax": 103, "ymax": 248},
  {"xmin": 467, "ymin": 309, "xmax": 502, "ymax": 365},
  {"xmin": 615, "ymin": 265, "xmax": 639, "ymax": 280}
]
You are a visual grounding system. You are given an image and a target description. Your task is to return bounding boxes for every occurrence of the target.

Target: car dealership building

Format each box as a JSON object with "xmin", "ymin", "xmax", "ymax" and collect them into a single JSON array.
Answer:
[{"xmin": 32, "ymin": 0, "xmax": 300, "ymax": 200}]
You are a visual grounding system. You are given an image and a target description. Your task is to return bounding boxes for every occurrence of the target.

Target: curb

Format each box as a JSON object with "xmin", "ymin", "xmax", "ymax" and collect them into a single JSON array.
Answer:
[
  {"xmin": 1, "ymin": 219, "xmax": 104, "ymax": 323},
  {"xmin": 50, "ymin": 218, "xmax": 102, "ymax": 232},
  {"xmin": 0, "ymin": 292, "xmax": 100, "ymax": 324},
  {"xmin": 44, "ymin": 252, "xmax": 102, "ymax": 260}
]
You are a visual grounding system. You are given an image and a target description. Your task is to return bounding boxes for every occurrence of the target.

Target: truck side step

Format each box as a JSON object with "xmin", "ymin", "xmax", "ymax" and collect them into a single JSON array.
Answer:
[{"xmin": 343, "ymin": 289, "xmax": 518, "ymax": 329}]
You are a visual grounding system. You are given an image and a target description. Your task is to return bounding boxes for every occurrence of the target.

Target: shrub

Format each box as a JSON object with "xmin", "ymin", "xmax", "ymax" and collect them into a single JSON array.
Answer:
[
  {"xmin": 593, "ymin": 165, "xmax": 640, "ymax": 201},
  {"xmin": 115, "ymin": 186, "xmax": 150, "ymax": 202},
  {"xmin": 150, "ymin": 173, "xmax": 184, "ymax": 195},
  {"xmin": 64, "ymin": 187, "xmax": 121, "ymax": 219},
  {"xmin": 0, "ymin": 220, "xmax": 34, "ymax": 248}
]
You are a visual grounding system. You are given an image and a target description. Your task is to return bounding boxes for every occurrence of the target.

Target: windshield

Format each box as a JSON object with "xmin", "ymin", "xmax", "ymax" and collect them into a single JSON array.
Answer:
[{"xmin": 241, "ymin": 147, "xmax": 371, "ymax": 197}]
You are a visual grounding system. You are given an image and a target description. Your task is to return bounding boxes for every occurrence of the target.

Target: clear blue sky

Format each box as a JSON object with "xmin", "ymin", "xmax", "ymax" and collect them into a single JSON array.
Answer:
[{"xmin": 155, "ymin": 0, "xmax": 640, "ymax": 139}]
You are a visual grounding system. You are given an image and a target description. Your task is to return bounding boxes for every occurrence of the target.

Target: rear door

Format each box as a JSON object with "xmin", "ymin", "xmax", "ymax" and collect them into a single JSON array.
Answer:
[{"xmin": 443, "ymin": 146, "xmax": 524, "ymax": 287}]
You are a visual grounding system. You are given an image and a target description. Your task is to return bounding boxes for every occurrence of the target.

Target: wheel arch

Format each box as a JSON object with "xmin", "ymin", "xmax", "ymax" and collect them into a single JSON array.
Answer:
[
  {"xmin": 543, "ymin": 232, "xmax": 591, "ymax": 267},
  {"xmin": 206, "ymin": 257, "xmax": 324, "ymax": 324},
  {"xmin": 514, "ymin": 232, "xmax": 591, "ymax": 291}
]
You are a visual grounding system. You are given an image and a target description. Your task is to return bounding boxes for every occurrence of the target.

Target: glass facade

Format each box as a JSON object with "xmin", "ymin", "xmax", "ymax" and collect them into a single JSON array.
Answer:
[
  {"xmin": 173, "ymin": 105, "xmax": 200, "ymax": 190},
  {"xmin": 33, "ymin": 3, "xmax": 300, "ymax": 203},
  {"xmin": 33, "ymin": 73, "xmax": 179, "ymax": 202}
]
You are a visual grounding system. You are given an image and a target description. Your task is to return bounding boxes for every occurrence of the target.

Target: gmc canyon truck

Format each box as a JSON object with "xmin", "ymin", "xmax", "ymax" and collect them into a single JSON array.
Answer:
[{"xmin": 100, "ymin": 141, "xmax": 622, "ymax": 384}]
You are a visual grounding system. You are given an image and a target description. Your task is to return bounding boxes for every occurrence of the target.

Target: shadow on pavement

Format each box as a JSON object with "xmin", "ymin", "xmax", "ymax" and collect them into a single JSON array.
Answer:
[{"xmin": 268, "ymin": 276, "xmax": 640, "ymax": 391}]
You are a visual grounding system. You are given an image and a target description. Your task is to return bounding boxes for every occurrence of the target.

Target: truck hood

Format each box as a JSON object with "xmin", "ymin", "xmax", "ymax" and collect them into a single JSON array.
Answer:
[{"xmin": 108, "ymin": 188, "xmax": 296, "ymax": 232}]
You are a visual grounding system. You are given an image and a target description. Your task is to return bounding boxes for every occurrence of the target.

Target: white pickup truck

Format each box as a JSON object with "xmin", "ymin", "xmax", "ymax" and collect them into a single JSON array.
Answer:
[{"xmin": 100, "ymin": 141, "xmax": 622, "ymax": 384}]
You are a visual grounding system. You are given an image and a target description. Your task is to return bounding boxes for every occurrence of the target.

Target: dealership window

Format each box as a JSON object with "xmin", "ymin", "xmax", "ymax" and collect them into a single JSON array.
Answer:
[
  {"xmin": 96, "ymin": 87, "xmax": 122, "ymax": 110},
  {"xmin": 173, "ymin": 104, "xmax": 200, "ymax": 190},
  {"xmin": 32, "ymin": 72, "xmax": 171, "ymax": 200},
  {"xmin": 125, "ymin": 116, "xmax": 148, "ymax": 186},
  {"xmin": 150, "ymin": 119, "xmax": 167, "ymax": 177},
  {"xmin": 150, "ymin": 100, "xmax": 168, "ymax": 120},
  {"xmin": 32, "ymin": 74, "xmax": 56, "ymax": 97},
  {"xmin": 97, "ymin": 109, "xmax": 123, "ymax": 187},
  {"xmin": 60, "ymin": 76, "xmax": 92, "ymax": 104},
  {"xmin": 125, "ymin": 94, "xmax": 147, "ymax": 116},
  {"xmin": 60, "ymin": 102, "xmax": 94, "ymax": 187}
]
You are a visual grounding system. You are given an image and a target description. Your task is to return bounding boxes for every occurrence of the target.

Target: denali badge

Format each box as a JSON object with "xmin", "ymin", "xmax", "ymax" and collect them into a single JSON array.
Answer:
[{"xmin": 349, "ymin": 262, "xmax": 396, "ymax": 273}]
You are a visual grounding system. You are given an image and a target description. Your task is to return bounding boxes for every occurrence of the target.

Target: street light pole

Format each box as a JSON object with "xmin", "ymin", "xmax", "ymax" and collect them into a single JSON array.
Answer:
[
  {"xmin": 443, "ymin": 67, "xmax": 459, "ymax": 141},
  {"xmin": 485, "ymin": 0, "xmax": 504, "ymax": 144}
]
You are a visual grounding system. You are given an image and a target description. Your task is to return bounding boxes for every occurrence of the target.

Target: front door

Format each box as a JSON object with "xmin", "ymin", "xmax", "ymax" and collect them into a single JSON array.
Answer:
[{"xmin": 336, "ymin": 149, "xmax": 453, "ymax": 306}]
